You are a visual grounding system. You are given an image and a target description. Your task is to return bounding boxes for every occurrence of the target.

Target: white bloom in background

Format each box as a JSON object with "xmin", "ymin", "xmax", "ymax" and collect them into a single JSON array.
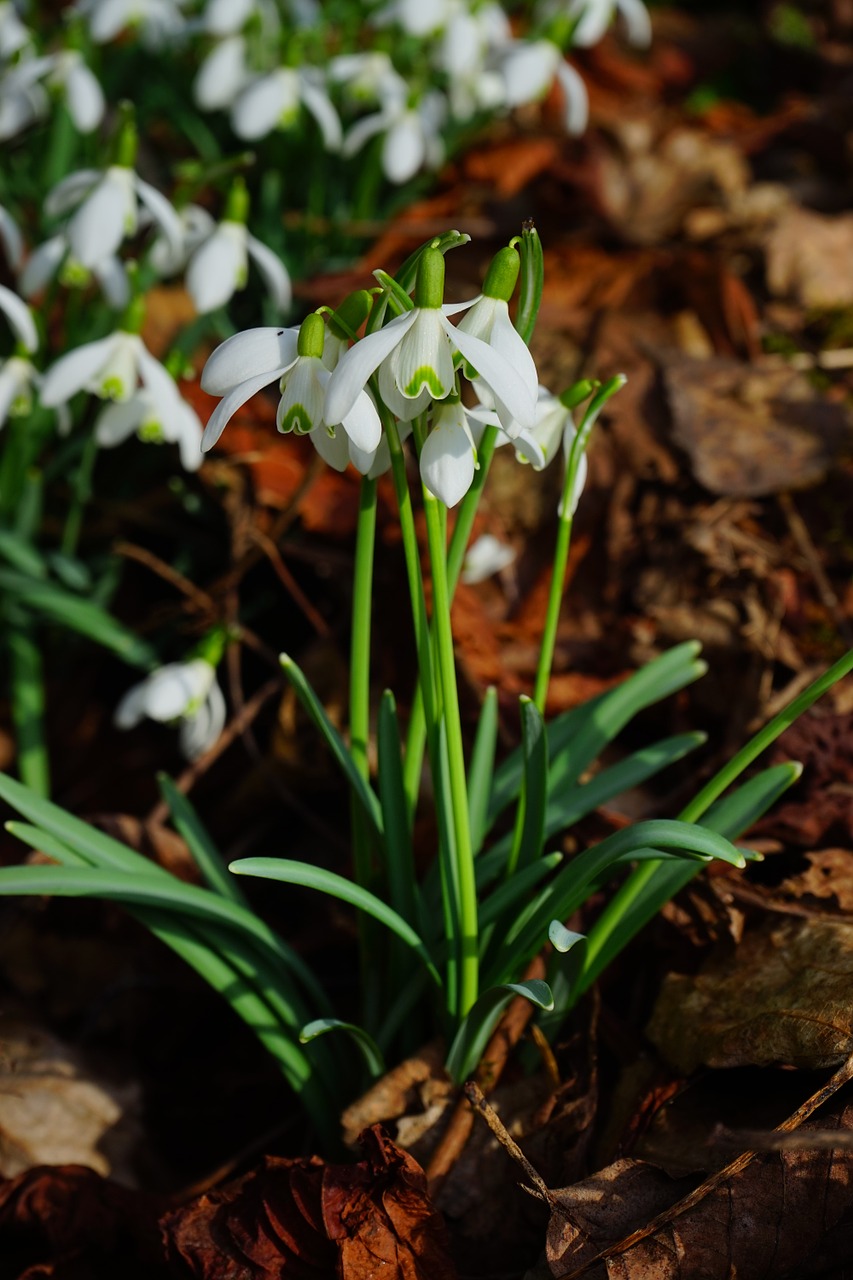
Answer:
[
  {"xmin": 0, "ymin": 55, "xmax": 48, "ymax": 140},
  {"xmin": 374, "ymin": 0, "xmax": 453, "ymax": 36},
  {"xmin": 557, "ymin": 0, "xmax": 652, "ymax": 47},
  {"xmin": 461, "ymin": 533, "xmax": 516, "ymax": 583},
  {"xmin": 0, "ymin": 281, "xmax": 38, "ymax": 352},
  {"xmin": 40, "ymin": 328, "xmax": 202, "ymax": 470},
  {"xmin": 497, "ymin": 38, "xmax": 588, "ymax": 134},
  {"xmin": 73, "ymin": 0, "xmax": 189, "ymax": 48},
  {"xmin": 193, "ymin": 34, "xmax": 249, "ymax": 111},
  {"xmin": 200, "ymin": 316, "xmax": 381, "ymax": 458},
  {"xmin": 0, "ymin": 47, "xmax": 103, "ymax": 137},
  {"xmin": 201, "ymin": 0, "xmax": 256, "ymax": 35},
  {"xmin": 328, "ymin": 51, "xmax": 397, "ymax": 108},
  {"xmin": 0, "ymin": 203, "xmax": 23, "ymax": 270},
  {"xmin": 115, "ymin": 659, "xmax": 226, "ymax": 760},
  {"xmin": 0, "ymin": 354, "xmax": 38, "ymax": 430},
  {"xmin": 43, "ymin": 164, "xmax": 183, "ymax": 273},
  {"xmin": 342, "ymin": 76, "xmax": 447, "ymax": 184},
  {"xmin": 0, "ymin": 2, "xmax": 31, "ymax": 58},
  {"xmin": 476, "ymin": 385, "xmax": 589, "ymax": 514},
  {"xmin": 436, "ymin": 3, "xmax": 511, "ymax": 119},
  {"xmin": 47, "ymin": 51, "xmax": 105, "ymax": 131},
  {"xmin": 187, "ymin": 216, "xmax": 290, "ymax": 315},
  {"xmin": 20, "ymin": 231, "xmax": 130, "ymax": 308},
  {"xmin": 231, "ymin": 66, "xmax": 341, "ymax": 149}
]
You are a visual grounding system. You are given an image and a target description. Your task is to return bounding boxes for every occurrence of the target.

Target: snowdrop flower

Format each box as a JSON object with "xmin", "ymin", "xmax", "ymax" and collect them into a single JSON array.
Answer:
[
  {"xmin": 115, "ymin": 658, "xmax": 226, "ymax": 760},
  {"xmin": 201, "ymin": 0, "xmax": 256, "ymax": 35},
  {"xmin": 325, "ymin": 245, "xmax": 537, "ymax": 439},
  {"xmin": 231, "ymin": 66, "xmax": 341, "ymax": 149},
  {"xmin": 497, "ymin": 39, "xmax": 588, "ymax": 133},
  {"xmin": 0, "ymin": 55, "xmax": 48, "ymax": 140},
  {"xmin": 44, "ymin": 158, "xmax": 182, "ymax": 273},
  {"xmin": 193, "ymin": 34, "xmax": 249, "ymax": 111},
  {"xmin": 419, "ymin": 398, "xmax": 481, "ymax": 506},
  {"xmin": 0, "ymin": 203, "xmax": 23, "ymax": 271},
  {"xmin": 73, "ymin": 0, "xmax": 189, "ymax": 48},
  {"xmin": 342, "ymin": 77, "xmax": 447, "ymax": 184},
  {"xmin": 478, "ymin": 385, "xmax": 589, "ymax": 515},
  {"xmin": 461, "ymin": 533, "xmax": 516, "ymax": 584},
  {"xmin": 0, "ymin": 3, "xmax": 31, "ymax": 58},
  {"xmin": 20, "ymin": 231, "xmax": 129, "ymax": 308},
  {"xmin": 328, "ymin": 52, "xmax": 397, "ymax": 108},
  {"xmin": 201, "ymin": 313, "xmax": 381, "ymax": 458},
  {"xmin": 436, "ymin": 3, "xmax": 511, "ymax": 118},
  {"xmin": 456, "ymin": 246, "xmax": 539, "ymax": 416},
  {"xmin": 47, "ymin": 51, "xmax": 105, "ymax": 131},
  {"xmin": 555, "ymin": 0, "xmax": 652, "ymax": 48},
  {"xmin": 0, "ymin": 353, "xmax": 37, "ymax": 429},
  {"xmin": 374, "ymin": 0, "xmax": 453, "ymax": 36},
  {"xmin": 182, "ymin": 183, "xmax": 290, "ymax": 315},
  {"xmin": 39, "ymin": 322, "xmax": 202, "ymax": 470},
  {"xmin": 0, "ymin": 281, "xmax": 38, "ymax": 353}
]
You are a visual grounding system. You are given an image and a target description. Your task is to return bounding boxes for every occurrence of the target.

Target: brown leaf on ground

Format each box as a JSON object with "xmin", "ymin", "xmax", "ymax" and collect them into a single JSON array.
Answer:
[
  {"xmin": 663, "ymin": 355, "xmax": 851, "ymax": 496},
  {"xmin": 340, "ymin": 1042, "xmax": 451, "ymax": 1152},
  {"xmin": 546, "ymin": 1105, "xmax": 853, "ymax": 1279},
  {"xmin": 462, "ymin": 136, "xmax": 561, "ymax": 198},
  {"xmin": 646, "ymin": 916, "xmax": 853, "ymax": 1073},
  {"xmin": 162, "ymin": 1125, "xmax": 457, "ymax": 1280},
  {"xmin": 0, "ymin": 1163, "xmax": 167, "ymax": 1280},
  {"xmin": 0, "ymin": 1014, "xmax": 140, "ymax": 1182},
  {"xmin": 766, "ymin": 206, "xmax": 853, "ymax": 309},
  {"xmin": 756, "ymin": 709, "xmax": 853, "ymax": 848}
]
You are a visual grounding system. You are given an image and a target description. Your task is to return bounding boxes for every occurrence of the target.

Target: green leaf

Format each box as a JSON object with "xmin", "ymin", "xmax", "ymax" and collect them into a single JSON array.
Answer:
[
  {"xmin": 445, "ymin": 979, "xmax": 554, "ymax": 1082},
  {"xmin": 515, "ymin": 222, "xmax": 544, "ymax": 345},
  {"xmin": 157, "ymin": 773, "xmax": 250, "ymax": 907},
  {"xmin": 0, "ymin": 568, "xmax": 155, "ymax": 668},
  {"xmin": 280, "ymin": 654, "xmax": 383, "ymax": 839},
  {"xmin": 230, "ymin": 856, "xmax": 442, "ymax": 988},
  {"xmin": 479, "ymin": 852, "xmax": 563, "ymax": 936},
  {"xmin": 300, "ymin": 1018, "xmax": 386, "ymax": 1079},
  {"xmin": 506, "ymin": 696, "xmax": 549, "ymax": 877},
  {"xmin": 7, "ymin": 618, "xmax": 50, "ymax": 797},
  {"xmin": 0, "ymin": 529, "xmax": 48, "ymax": 578},
  {"xmin": 488, "ymin": 643, "xmax": 706, "ymax": 827},
  {"xmin": 467, "ymin": 686, "xmax": 498, "ymax": 854},
  {"xmin": 541, "ymin": 923, "xmax": 588, "ymax": 1035},
  {"xmin": 377, "ymin": 690, "xmax": 419, "ymax": 929}
]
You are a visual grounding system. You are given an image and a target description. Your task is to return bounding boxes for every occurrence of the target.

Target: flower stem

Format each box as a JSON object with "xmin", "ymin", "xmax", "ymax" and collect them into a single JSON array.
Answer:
[
  {"xmin": 61, "ymin": 430, "xmax": 98, "ymax": 558},
  {"xmin": 418, "ymin": 446, "xmax": 479, "ymax": 1019},
  {"xmin": 349, "ymin": 475, "xmax": 379, "ymax": 1021}
]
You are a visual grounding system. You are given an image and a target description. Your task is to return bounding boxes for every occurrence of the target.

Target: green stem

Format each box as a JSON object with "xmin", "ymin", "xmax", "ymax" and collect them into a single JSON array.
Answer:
[
  {"xmin": 402, "ymin": 425, "xmax": 499, "ymax": 811},
  {"xmin": 349, "ymin": 475, "xmax": 379, "ymax": 1021},
  {"xmin": 420, "ymin": 463, "xmax": 479, "ymax": 1019},
  {"xmin": 8, "ymin": 615, "xmax": 50, "ymax": 798},
  {"xmin": 532, "ymin": 509, "xmax": 573, "ymax": 714},
  {"xmin": 61, "ymin": 430, "xmax": 98, "ymax": 557}
]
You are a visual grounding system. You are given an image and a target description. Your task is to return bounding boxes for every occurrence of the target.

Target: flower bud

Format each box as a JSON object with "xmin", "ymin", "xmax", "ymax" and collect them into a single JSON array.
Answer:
[{"xmin": 297, "ymin": 312, "xmax": 325, "ymax": 359}]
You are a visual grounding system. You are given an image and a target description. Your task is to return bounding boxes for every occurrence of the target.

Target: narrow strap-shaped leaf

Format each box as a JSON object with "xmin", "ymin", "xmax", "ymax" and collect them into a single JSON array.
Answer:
[
  {"xmin": 0, "ymin": 529, "xmax": 48, "ymax": 578},
  {"xmin": 515, "ymin": 222, "xmax": 544, "ymax": 345},
  {"xmin": 377, "ymin": 690, "xmax": 419, "ymax": 928},
  {"xmin": 158, "ymin": 773, "xmax": 250, "ymax": 908},
  {"xmin": 280, "ymin": 654, "xmax": 383, "ymax": 839},
  {"xmin": 488, "ymin": 642, "xmax": 705, "ymax": 825},
  {"xmin": 506, "ymin": 696, "xmax": 548, "ymax": 877},
  {"xmin": 230, "ymin": 856, "xmax": 442, "ymax": 988},
  {"xmin": 8, "ymin": 617, "xmax": 50, "ymax": 797},
  {"xmin": 445, "ymin": 979, "xmax": 554, "ymax": 1082},
  {"xmin": 0, "ymin": 568, "xmax": 156, "ymax": 668},
  {"xmin": 479, "ymin": 852, "xmax": 563, "ymax": 935},
  {"xmin": 467, "ymin": 685, "xmax": 498, "ymax": 854},
  {"xmin": 541, "ymin": 923, "xmax": 588, "ymax": 1035},
  {"xmin": 578, "ymin": 763, "xmax": 804, "ymax": 996},
  {"xmin": 300, "ymin": 1018, "xmax": 386, "ymax": 1080}
]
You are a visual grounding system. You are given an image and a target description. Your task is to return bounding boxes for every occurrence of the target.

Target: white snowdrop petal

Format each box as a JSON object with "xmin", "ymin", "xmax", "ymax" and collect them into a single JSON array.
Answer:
[
  {"xmin": 299, "ymin": 78, "xmax": 342, "ymax": 151},
  {"xmin": 40, "ymin": 335, "xmax": 117, "ymax": 406},
  {"xmin": 67, "ymin": 179, "xmax": 127, "ymax": 268},
  {"xmin": 277, "ymin": 358, "xmax": 325, "ymax": 434},
  {"xmin": 396, "ymin": 309, "xmax": 454, "ymax": 400},
  {"xmin": 93, "ymin": 256, "xmax": 130, "ymax": 309},
  {"xmin": 20, "ymin": 236, "xmax": 66, "ymax": 297},
  {"xmin": 94, "ymin": 396, "xmax": 143, "ymax": 446},
  {"xmin": 194, "ymin": 35, "xmax": 247, "ymax": 109},
  {"xmin": 382, "ymin": 113, "xmax": 425, "ymax": 184},
  {"xmin": 441, "ymin": 315, "xmax": 536, "ymax": 431},
  {"xmin": 0, "ymin": 204, "xmax": 23, "ymax": 271},
  {"xmin": 114, "ymin": 681, "xmax": 149, "ymax": 728},
  {"xmin": 187, "ymin": 226, "xmax": 244, "ymax": 313},
  {"xmin": 202, "ymin": 364, "xmax": 287, "ymax": 450},
  {"xmin": 201, "ymin": 327, "xmax": 299, "ymax": 394},
  {"xmin": 342, "ymin": 110, "xmax": 389, "ymax": 158},
  {"xmin": 324, "ymin": 309, "xmax": 417, "ymax": 425},
  {"xmin": 0, "ymin": 357, "xmax": 31, "ymax": 424},
  {"xmin": 501, "ymin": 41, "xmax": 557, "ymax": 105},
  {"xmin": 419, "ymin": 417, "xmax": 476, "ymax": 507},
  {"xmin": 555, "ymin": 60, "xmax": 589, "ymax": 135},
  {"xmin": 617, "ymin": 0, "xmax": 652, "ymax": 46},
  {"xmin": 144, "ymin": 663, "xmax": 201, "ymax": 720},
  {"xmin": 310, "ymin": 424, "xmax": 351, "ymax": 472},
  {"xmin": 44, "ymin": 169, "xmax": 101, "ymax": 218},
  {"xmin": 64, "ymin": 61, "xmax": 105, "ymax": 131},
  {"xmin": 461, "ymin": 534, "xmax": 516, "ymax": 584},
  {"xmin": 487, "ymin": 304, "xmax": 539, "ymax": 401},
  {"xmin": 0, "ymin": 284, "xmax": 37, "ymax": 352},
  {"xmin": 246, "ymin": 234, "xmax": 292, "ymax": 311},
  {"xmin": 135, "ymin": 179, "xmax": 184, "ymax": 258},
  {"xmin": 341, "ymin": 388, "xmax": 382, "ymax": 453},
  {"xmin": 232, "ymin": 73, "xmax": 287, "ymax": 139}
]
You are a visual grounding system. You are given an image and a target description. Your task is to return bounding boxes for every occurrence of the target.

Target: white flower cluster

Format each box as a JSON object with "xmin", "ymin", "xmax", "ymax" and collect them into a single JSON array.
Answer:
[
  {"xmin": 1, "ymin": 1, "xmax": 651, "ymax": 186},
  {"xmin": 199, "ymin": 239, "xmax": 588, "ymax": 511}
]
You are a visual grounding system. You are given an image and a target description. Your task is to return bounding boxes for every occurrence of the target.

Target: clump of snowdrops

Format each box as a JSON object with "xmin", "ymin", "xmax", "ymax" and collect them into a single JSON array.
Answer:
[{"xmin": 2, "ymin": 222, "xmax": 852, "ymax": 1153}]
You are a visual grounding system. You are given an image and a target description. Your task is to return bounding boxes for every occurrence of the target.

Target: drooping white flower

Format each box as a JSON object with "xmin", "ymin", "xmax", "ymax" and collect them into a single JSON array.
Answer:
[
  {"xmin": 201, "ymin": 315, "xmax": 380, "ymax": 458},
  {"xmin": 0, "ymin": 354, "xmax": 38, "ymax": 430},
  {"xmin": 193, "ymin": 34, "xmax": 250, "ymax": 111},
  {"xmin": 0, "ymin": 55, "xmax": 49, "ymax": 140},
  {"xmin": 342, "ymin": 74, "xmax": 447, "ymax": 184},
  {"xmin": 44, "ymin": 163, "xmax": 183, "ymax": 272},
  {"xmin": 187, "ymin": 218, "xmax": 291, "ymax": 315},
  {"xmin": 436, "ymin": 3, "xmax": 511, "ymax": 119},
  {"xmin": 231, "ymin": 66, "xmax": 341, "ymax": 149},
  {"xmin": 325, "ymin": 245, "xmax": 537, "ymax": 438},
  {"xmin": 474, "ymin": 385, "xmax": 589, "ymax": 515},
  {"xmin": 47, "ymin": 51, "xmax": 105, "ymax": 132},
  {"xmin": 0, "ymin": 203, "xmax": 23, "ymax": 271},
  {"xmin": 373, "ymin": 0, "xmax": 453, "ymax": 36},
  {"xmin": 72, "ymin": 0, "xmax": 190, "ymax": 48},
  {"xmin": 418, "ymin": 398, "xmax": 480, "ymax": 506},
  {"xmin": 497, "ymin": 38, "xmax": 588, "ymax": 134},
  {"xmin": 557, "ymin": 0, "xmax": 652, "ymax": 48},
  {"xmin": 39, "ymin": 326, "xmax": 202, "ymax": 469},
  {"xmin": 115, "ymin": 658, "xmax": 226, "ymax": 760},
  {"xmin": 0, "ymin": 281, "xmax": 37, "ymax": 352},
  {"xmin": 20, "ymin": 231, "xmax": 130, "ymax": 308},
  {"xmin": 461, "ymin": 533, "xmax": 516, "ymax": 583},
  {"xmin": 0, "ymin": 3, "xmax": 31, "ymax": 58}
]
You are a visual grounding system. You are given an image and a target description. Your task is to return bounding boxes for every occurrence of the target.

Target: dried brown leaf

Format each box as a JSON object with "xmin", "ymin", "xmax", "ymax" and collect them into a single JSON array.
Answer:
[
  {"xmin": 546, "ymin": 1105, "xmax": 853, "ymax": 1280},
  {"xmin": 766, "ymin": 207, "xmax": 853, "ymax": 309},
  {"xmin": 646, "ymin": 916, "xmax": 853, "ymax": 1073}
]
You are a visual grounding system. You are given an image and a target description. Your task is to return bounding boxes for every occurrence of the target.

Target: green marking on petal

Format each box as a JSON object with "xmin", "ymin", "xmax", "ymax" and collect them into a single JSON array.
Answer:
[
  {"xmin": 278, "ymin": 403, "xmax": 314, "ymax": 435},
  {"xmin": 138, "ymin": 420, "xmax": 165, "ymax": 444},
  {"xmin": 60, "ymin": 259, "xmax": 90, "ymax": 288},
  {"xmin": 403, "ymin": 365, "xmax": 445, "ymax": 398},
  {"xmin": 10, "ymin": 392, "xmax": 32, "ymax": 418},
  {"xmin": 101, "ymin": 376, "xmax": 126, "ymax": 400}
]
